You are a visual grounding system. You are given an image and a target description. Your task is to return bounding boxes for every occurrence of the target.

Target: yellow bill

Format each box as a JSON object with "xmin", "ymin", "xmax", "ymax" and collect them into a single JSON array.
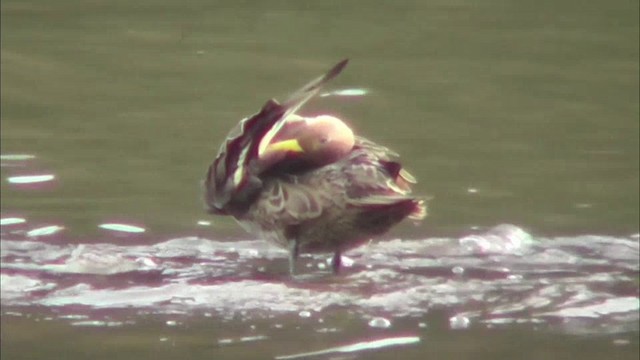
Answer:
[{"xmin": 266, "ymin": 139, "xmax": 304, "ymax": 154}]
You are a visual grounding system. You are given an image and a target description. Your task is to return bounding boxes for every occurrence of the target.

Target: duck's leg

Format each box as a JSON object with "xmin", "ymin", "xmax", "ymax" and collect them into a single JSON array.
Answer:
[
  {"xmin": 288, "ymin": 240, "xmax": 299, "ymax": 276},
  {"xmin": 331, "ymin": 250, "xmax": 342, "ymax": 274}
]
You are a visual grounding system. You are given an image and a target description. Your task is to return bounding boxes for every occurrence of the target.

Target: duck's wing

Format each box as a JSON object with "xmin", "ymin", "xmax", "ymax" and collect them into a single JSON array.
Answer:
[
  {"xmin": 353, "ymin": 136, "xmax": 417, "ymax": 186},
  {"xmin": 342, "ymin": 150, "xmax": 426, "ymax": 221},
  {"xmin": 249, "ymin": 147, "xmax": 426, "ymax": 231},
  {"xmin": 251, "ymin": 181, "xmax": 326, "ymax": 225},
  {"xmin": 354, "ymin": 136, "xmax": 399, "ymax": 159},
  {"xmin": 205, "ymin": 59, "xmax": 349, "ymax": 215}
]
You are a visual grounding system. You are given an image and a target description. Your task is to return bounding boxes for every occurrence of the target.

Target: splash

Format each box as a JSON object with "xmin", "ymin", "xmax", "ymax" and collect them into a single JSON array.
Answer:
[{"xmin": 1, "ymin": 224, "xmax": 638, "ymax": 336}]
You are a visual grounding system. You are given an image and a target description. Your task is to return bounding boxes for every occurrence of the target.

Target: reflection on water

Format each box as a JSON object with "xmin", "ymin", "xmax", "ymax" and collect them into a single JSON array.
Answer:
[
  {"xmin": 98, "ymin": 223, "xmax": 147, "ymax": 233},
  {"xmin": 0, "ymin": 217, "xmax": 26, "ymax": 226},
  {"xmin": 319, "ymin": 88, "xmax": 369, "ymax": 98},
  {"xmin": 24, "ymin": 224, "xmax": 65, "ymax": 237},
  {"xmin": 274, "ymin": 336, "xmax": 421, "ymax": 360},
  {"xmin": 0, "ymin": 154, "xmax": 36, "ymax": 161},
  {"xmin": 6, "ymin": 174, "xmax": 55, "ymax": 184}
]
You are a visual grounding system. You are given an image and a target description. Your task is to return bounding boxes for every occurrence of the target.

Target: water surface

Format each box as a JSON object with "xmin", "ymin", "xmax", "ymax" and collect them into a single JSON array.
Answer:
[{"xmin": 1, "ymin": 0, "xmax": 638, "ymax": 359}]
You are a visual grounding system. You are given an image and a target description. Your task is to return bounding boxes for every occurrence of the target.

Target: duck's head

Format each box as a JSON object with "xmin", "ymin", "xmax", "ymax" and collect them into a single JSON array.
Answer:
[{"xmin": 257, "ymin": 114, "xmax": 355, "ymax": 171}]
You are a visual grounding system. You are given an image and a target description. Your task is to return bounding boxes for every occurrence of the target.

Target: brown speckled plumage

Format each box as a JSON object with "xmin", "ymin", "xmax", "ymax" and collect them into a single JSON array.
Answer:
[{"xmin": 204, "ymin": 60, "xmax": 426, "ymax": 274}]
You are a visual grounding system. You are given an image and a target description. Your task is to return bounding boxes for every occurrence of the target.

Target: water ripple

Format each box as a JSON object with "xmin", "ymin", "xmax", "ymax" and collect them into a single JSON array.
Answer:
[{"xmin": 1, "ymin": 224, "xmax": 638, "ymax": 335}]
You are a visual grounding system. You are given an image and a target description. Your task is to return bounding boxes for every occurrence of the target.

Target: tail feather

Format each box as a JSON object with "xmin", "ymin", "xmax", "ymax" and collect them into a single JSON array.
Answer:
[
  {"xmin": 351, "ymin": 196, "xmax": 427, "ymax": 235},
  {"xmin": 409, "ymin": 199, "xmax": 427, "ymax": 220}
]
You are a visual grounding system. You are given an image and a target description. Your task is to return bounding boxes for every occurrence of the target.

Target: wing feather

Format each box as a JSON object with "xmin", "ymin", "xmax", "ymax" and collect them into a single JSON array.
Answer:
[
  {"xmin": 253, "ymin": 181, "xmax": 325, "ymax": 226},
  {"xmin": 205, "ymin": 60, "xmax": 349, "ymax": 214}
]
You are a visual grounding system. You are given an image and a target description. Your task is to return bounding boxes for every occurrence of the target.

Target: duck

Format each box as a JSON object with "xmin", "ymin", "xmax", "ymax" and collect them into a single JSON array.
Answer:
[{"xmin": 204, "ymin": 59, "xmax": 426, "ymax": 275}]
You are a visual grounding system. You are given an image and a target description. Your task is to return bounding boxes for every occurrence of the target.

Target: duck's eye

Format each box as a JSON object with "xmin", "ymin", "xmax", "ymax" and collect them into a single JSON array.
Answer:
[{"xmin": 319, "ymin": 137, "xmax": 329, "ymax": 144}]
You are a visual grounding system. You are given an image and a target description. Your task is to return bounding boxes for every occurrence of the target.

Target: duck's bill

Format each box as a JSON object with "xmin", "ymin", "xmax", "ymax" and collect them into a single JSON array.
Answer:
[{"xmin": 265, "ymin": 139, "xmax": 304, "ymax": 154}]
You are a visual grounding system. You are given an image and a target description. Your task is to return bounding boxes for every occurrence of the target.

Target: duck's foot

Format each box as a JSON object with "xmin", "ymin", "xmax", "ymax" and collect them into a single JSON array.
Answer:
[
  {"xmin": 287, "ymin": 244, "xmax": 345, "ymax": 279},
  {"xmin": 288, "ymin": 240, "xmax": 300, "ymax": 276},
  {"xmin": 331, "ymin": 251, "xmax": 342, "ymax": 274}
]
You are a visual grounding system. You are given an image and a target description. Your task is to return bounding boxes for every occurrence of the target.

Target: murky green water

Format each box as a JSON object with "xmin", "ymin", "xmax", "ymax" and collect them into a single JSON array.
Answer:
[{"xmin": 1, "ymin": 0, "xmax": 638, "ymax": 359}]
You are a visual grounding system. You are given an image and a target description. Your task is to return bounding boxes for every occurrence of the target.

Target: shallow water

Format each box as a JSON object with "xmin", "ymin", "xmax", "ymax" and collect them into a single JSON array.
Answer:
[
  {"xmin": 1, "ymin": 0, "xmax": 639, "ymax": 359},
  {"xmin": 2, "ymin": 221, "xmax": 639, "ymax": 359}
]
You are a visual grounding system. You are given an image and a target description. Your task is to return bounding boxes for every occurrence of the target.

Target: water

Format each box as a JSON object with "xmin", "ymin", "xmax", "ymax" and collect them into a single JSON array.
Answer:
[
  {"xmin": 1, "ymin": 0, "xmax": 638, "ymax": 359},
  {"xmin": 2, "ymin": 221, "xmax": 638, "ymax": 358}
]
